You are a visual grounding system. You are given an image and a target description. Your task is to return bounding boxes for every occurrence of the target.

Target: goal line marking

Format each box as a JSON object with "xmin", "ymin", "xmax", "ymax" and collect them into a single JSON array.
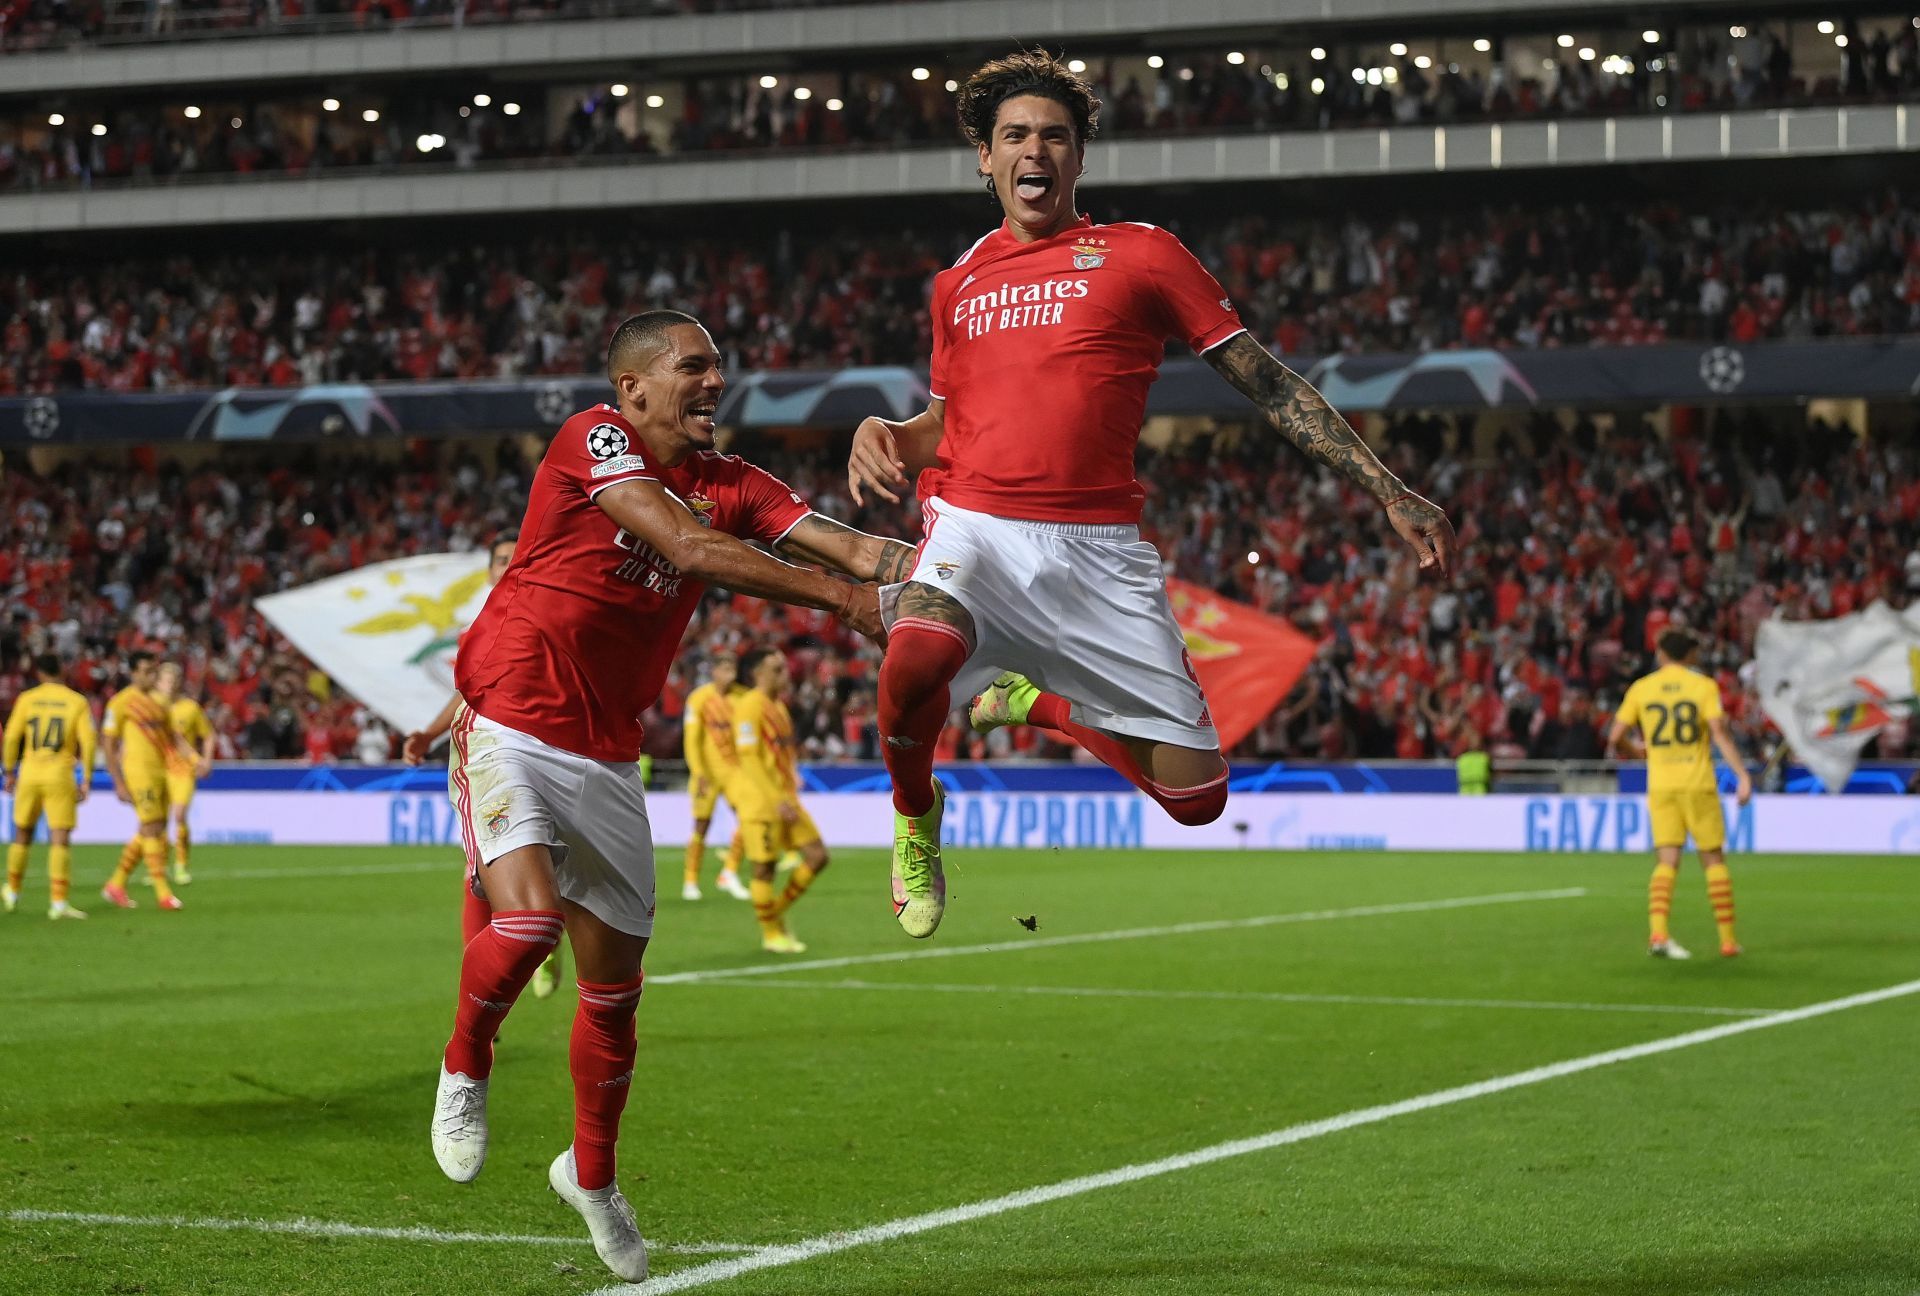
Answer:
[
  {"xmin": 649, "ymin": 888, "xmax": 1590, "ymax": 986},
  {"xmin": 690, "ymin": 977, "xmax": 1777, "ymax": 1018},
  {"xmin": 591, "ymin": 976, "xmax": 1920, "ymax": 1295},
  {"xmin": 1, "ymin": 1209, "xmax": 758, "ymax": 1255}
]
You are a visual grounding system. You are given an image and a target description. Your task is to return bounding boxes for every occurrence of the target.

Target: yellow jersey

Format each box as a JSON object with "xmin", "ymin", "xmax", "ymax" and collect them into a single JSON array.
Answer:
[
  {"xmin": 730, "ymin": 689, "xmax": 800, "ymax": 820},
  {"xmin": 103, "ymin": 686, "xmax": 178, "ymax": 779},
  {"xmin": 3, "ymin": 682, "xmax": 98, "ymax": 780},
  {"xmin": 682, "ymin": 682, "xmax": 744, "ymax": 782},
  {"xmin": 166, "ymin": 697, "xmax": 213, "ymax": 777},
  {"xmin": 1616, "ymin": 664, "xmax": 1724, "ymax": 793}
]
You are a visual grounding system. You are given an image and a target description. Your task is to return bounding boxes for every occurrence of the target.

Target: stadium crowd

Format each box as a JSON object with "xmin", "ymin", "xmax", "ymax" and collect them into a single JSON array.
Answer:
[
  {"xmin": 7, "ymin": 18, "xmax": 1920, "ymax": 190},
  {"xmin": 8, "ymin": 189, "xmax": 1920, "ymax": 395},
  {"xmin": 3, "ymin": 415, "xmax": 1916, "ymax": 769}
]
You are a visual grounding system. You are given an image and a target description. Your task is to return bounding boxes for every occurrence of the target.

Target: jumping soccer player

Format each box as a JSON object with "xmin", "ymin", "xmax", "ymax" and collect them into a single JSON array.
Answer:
[
  {"xmin": 679, "ymin": 654, "xmax": 751, "ymax": 903},
  {"xmin": 403, "ymin": 532, "xmax": 570, "ymax": 997},
  {"xmin": 100, "ymin": 650, "xmax": 183, "ymax": 911},
  {"xmin": 2, "ymin": 654, "xmax": 97, "ymax": 920},
  {"xmin": 429, "ymin": 310, "xmax": 912, "ymax": 1282},
  {"xmin": 154, "ymin": 662, "xmax": 214, "ymax": 887},
  {"xmin": 729, "ymin": 646, "xmax": 831, "ymax": 953},
  {"xmin": 1608, "ymin": 628, "xmax": 1752, "ymax": 959},
  {"xmin": 847, "ymin": 52, "xmax": 1456, "ymax": 937}
]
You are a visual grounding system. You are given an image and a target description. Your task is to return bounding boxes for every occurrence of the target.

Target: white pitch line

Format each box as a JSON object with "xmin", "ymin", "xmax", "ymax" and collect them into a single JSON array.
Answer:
[
  {"xmin": 691, "ymin": 977, "xmax": 1777, "ymax": 1018},
  {"xmin": 1, "ymin": 1209, "xmax": 759, "ymax": 1255},
  {"xmin": 649, "ymin": 888, "xmax": 1589, "ymax": 986},
  {"xmin": 592, "ymin": 976, "xmax": 1920, "ymax": 1295}
]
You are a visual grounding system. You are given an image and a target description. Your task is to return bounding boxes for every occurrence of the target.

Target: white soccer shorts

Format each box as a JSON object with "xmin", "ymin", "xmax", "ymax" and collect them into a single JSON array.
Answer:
[
  {"xmin": 449, "ymin": 705, "xmax": 657, "ymax": 937},
  {"xmin": 883, "ymin": 496, "xmax": 1219, "ymax": 751}
]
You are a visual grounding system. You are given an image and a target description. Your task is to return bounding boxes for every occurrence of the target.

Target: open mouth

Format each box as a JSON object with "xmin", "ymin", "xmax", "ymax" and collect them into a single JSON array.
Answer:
[
  {"xmin": 687, "ymin": 402, "xmax": 717, "ymax": 428},
  {"xmin": 1015, "ymin": 172, "xmax": 1053, "ymax": 201}
]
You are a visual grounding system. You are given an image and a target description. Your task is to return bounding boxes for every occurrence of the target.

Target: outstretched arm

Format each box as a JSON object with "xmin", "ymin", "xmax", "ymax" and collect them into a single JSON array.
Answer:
[
  {"xmin": 595, "ymin": 479, "xmax": 883, "ymax": 639},
  {"xmin": 775, "ymin": 514, "xmax": 918, "ymax": 585},
  {"xmin": 1207, "ymin": 334, "xmax": 1456, "ymax": 577}
]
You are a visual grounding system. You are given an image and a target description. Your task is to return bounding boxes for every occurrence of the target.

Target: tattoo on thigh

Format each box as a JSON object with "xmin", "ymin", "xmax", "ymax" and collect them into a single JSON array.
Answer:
[{"xmin": 896, "ymin": 580, "xmax": 976, "ymax": 650}]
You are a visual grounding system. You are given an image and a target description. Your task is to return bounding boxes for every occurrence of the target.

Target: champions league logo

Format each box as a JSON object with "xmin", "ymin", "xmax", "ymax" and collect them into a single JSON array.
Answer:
[
  {"xmin": 1698, "ymin": 346, "xmax": 1746, "ymax": 394},
  {"xmin": 586, "ymin": 423, "xmax": 630, "ymax": 460}
]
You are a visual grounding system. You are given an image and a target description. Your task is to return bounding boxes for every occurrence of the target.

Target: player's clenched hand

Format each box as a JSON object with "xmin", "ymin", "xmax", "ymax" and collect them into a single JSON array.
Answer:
[
  {"xmin": 848, "ymin": 417, "xmax": 908, "ymax": 506},
  {"xmin": 691, "ymin": 776, "xmax": 709, "ymax": 802},
  {"xmin": 401, "ymin": 731, "xmax": 433, "ymax": 766},
  {"xmin": 113, "ymin": 783, "xmax": 132, "ymax": 805},
  {"xmin": 834, "ymin": 582, "xmax": 886, "ymax": 642},
  {"xmin": 778, "ymin": 801, "xmax": 799, "ymax": 826},
  {"xmin": 1735, "ymin": 772, "xmax": 1753, "ymax": 806},
  {"xmin": 1385, "ymin": 492, "xmax": 1457, "ymax": 579},
  {"xmin": 75, "ymin": 781, "xmax": 89, "ymax": 804},
  {"xmin": 1, "ymin": 774, "xmax": 12, "ymax": 796}
]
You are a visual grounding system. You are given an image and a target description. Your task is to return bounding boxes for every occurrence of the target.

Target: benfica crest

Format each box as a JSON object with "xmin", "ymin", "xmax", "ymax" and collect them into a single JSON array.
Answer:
[{"xmin": 1071, "ymin": 239, "xmax": 1108, "ymax": 270}]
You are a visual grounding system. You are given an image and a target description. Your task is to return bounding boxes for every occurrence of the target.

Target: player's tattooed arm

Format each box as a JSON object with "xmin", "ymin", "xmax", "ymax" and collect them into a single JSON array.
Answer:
[
  {"xmin": 774, "ymin": 514, "xmax": 917, "ymax": 584},
  {"xmin": 1207, "ymin": 333, "xmax": 1457, "ymax": 577}
]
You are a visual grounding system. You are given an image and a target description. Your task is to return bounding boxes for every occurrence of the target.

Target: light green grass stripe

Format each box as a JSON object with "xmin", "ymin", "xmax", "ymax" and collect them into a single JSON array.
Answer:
[
  {"xmin": 649, "ymin": 887, "xmax": 1589, "ymax": 985},
  {"xmin": 598, "ymin": 976, "xmax": 1920, "ymax": 1295},
  {"xmin": 1, "ymin": 1209, "xmax": 759, "ymax": 1255},
  {"xmin": 694, "ymin": 977, "xmax": 1777, "ymax": 1018}
]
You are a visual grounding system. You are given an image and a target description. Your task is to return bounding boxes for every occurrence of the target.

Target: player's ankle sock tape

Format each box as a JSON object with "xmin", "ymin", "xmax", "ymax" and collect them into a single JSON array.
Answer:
[
  {"xmin": 879, "ymin": 621, "xmax": 969, "ymax": 818},
  {"xmin": 445, "ymin": 910, "xmax": 564, "ymax": 1079},
  {"xmin": 571, "ymin": 976, "xmax": 643, "ymax": 1192}
]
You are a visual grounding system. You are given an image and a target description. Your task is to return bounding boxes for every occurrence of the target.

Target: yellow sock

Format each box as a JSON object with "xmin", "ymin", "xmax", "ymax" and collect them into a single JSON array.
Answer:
[
  {"xmin": 721, "ymin": 830, "xmax": 744, "ymax": 876},
  {"xmin": 174, "ymin": 823, "xmax": 192, "ymax": 872},
  {"xmin": 683, "ymin": 828, "xmax": 706, "ymax": 886},
  {"xmin": 1648, "ymin": 861, "xmax": 1678, "ymax": 943},
  {"xmin": 774, "ymin": 863, "xmax": 819, "ymax": 917},
  {"xmin": 5, "ymin": 842, "xmax": 26, "ymax": 892},
  {"xmin": 111, "ymin": 839, "xmax": 141, "ymax": 887},
  {"xmin": 1704, "ymin": 862, "xmax": 1737, "ymax": 947},
  {"xmin": 143, "ymin": 838, "xmax": 174, "ymax": 903},
  {"xmin": 48, "ymin": 845, "xmax": 71, "ymax": 905},
  {"xmin": 750, "ymin": 876, "xmax": 783, "ymax": 938}
]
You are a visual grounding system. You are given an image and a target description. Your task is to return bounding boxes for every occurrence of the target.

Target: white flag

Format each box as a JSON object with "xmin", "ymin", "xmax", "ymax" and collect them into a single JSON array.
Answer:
[
  {"xmin": 254, "ymin": 552, "xmax": 492, "ymax": 734},
  {"xmin": 1753, "ymin": 601, "xmax": 1920, "ymax": 793}
]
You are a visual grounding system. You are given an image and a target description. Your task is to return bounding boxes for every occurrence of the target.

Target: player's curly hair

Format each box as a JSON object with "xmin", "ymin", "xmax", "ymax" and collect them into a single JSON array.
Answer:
[{"xmin": 956, "ymin": 49, "xmax": 1101, "ymax": 149}]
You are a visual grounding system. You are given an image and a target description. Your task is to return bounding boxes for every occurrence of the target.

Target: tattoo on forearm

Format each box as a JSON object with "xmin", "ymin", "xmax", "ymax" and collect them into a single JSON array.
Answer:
[
  {"xmin": 1208, "ymin": 334, "xmax": 1399, "ymax": 501},
  {"xmin": 874, "ymin": 540, "xmax": 916, "ymax": 585}
]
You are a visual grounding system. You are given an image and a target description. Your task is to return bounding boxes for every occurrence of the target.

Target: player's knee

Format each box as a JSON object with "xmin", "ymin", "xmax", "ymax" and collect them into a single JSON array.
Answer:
[
  {"xmin": 809, "ymin": 846, "xmax": 830, "ymax": 871},
  {"xmin": 1161, "ymin": 781, "xmax": 1228, "ymax": 826}
]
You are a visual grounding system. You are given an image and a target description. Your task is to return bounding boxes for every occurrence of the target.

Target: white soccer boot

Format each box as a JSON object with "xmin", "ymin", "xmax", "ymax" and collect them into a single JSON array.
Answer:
[
  {"xmin": 430, "ymin": 1065, "xmax": 490, "ymax": 1182},
  {"xmin": 48, "ymin": 901, "xmax": 87, "ymax": 920},
  {"xmin": 1, "ymin": 886, "xmax": 17, "ymax": 913},
  {"xmin": 681, "ymin": 880, "xmax": 702, "ymax": 901},
  {"xmin": 716, "ymin": 868, "xmax": 752, "ymax": 900},
  {"xmin": 1648, "ymin": 937, "xmax": 1692, "ymax": 960},
  {"xmin": 549, "ymin": 1146, "xmax": 649, "ymax": 1281}
]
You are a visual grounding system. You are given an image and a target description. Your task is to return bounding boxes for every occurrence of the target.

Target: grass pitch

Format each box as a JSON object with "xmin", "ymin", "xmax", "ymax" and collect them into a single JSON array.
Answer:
[{"xmin": 1, "ymin": 844, "xmax": 1915, "ymax": 1296}]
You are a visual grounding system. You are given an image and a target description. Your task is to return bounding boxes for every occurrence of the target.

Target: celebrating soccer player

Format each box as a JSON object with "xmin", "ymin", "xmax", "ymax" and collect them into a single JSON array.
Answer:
[
  {"xmin": 728, "ymin": 645, "xmax": 831, "ymax": 953},
  {"xmin": 679, "ymin": 654, "xmax": 751, "ymax": 903},
  {"xmin": 99, "ymin": 650, "xmax": 184, "ymax": 911},
  {"xmin": 1608, "ymin": 629, "xmax": 1753, "ymax": 959},
  {"xmin": 2, "ymin": 654, "xmax": 97, "ymax": 920},
  {"xmin": 428, "ymin": 310, "xmax": 912, "ymax": 1282},
  {"xmin": 847, "ymin": 52, "xmax": 1457, "ymax": 938},
  {"xmin": 153, "ymin": 662, "xmax": 214, "ymax": 887}
]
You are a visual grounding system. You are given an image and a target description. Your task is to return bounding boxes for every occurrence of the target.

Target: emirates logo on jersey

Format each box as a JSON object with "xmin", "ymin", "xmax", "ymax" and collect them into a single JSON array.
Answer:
[{"xmin": 953, "ymin": 277, "xmax": 1089, "ymax": 341}]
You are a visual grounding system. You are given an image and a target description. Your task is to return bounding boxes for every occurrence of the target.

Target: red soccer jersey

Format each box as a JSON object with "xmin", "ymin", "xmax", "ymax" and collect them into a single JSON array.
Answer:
[
  {"xmin": 925, "ymin": 216, "xmax": 1244, "ymax": 524},
  {"xmin": 457, "ymin": 406, "xmax": 812, "ymax": 761}
]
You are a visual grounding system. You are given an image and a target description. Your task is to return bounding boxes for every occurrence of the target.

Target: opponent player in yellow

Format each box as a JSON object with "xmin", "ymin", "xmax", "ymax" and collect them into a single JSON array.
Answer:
[
  {"xmin": 680, "ymin": 655, "xmax": 752, "ymax": 902},
  {"xmin": 1608, "ymin": 628, "xmax": 1752, "ymax": 959},
  {"xmin": 154, "ymin": 661, "xmax": 214, "ymax": 887},
  {"xmin": 730, "ymin": 646, "xmax": 830, "ymax": 953},
  {"xmin": 99, "ymin": 649, "xmax": 184, "ymax": 911},
  {"xmin": 3, "ymin": 654, "xmax": 98, "ymax": 920}
]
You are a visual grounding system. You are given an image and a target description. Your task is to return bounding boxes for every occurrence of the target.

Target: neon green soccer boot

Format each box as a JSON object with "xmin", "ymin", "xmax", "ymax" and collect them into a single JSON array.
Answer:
[
  {"xmin": 969, "ymin": 672, "xmax": 1041, "ymax": 734},
  {"xmin": 890, "ymin": 776, "xmax": 946, "ymax": 939}
]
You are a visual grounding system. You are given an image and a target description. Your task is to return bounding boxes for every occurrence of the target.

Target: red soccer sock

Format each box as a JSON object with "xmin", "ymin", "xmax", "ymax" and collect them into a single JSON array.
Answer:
[
  {"xmin": 443, "ymin": 910, "xmax": 565, "ymax": 1080},
  {"xmin": 1028, "ymin": 692, "xmax": 1229, "ymax": 826},
  {"xmin": 878, "ymin": 619, "xmax": 970, "ymax": 817},
  {"xmin": 571, "ymin": 975, "xmax": 644, "ymax": 1191},
  {"xmin": 460, "ymin": 876, "xmax": 492, "ymax": 947}
]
